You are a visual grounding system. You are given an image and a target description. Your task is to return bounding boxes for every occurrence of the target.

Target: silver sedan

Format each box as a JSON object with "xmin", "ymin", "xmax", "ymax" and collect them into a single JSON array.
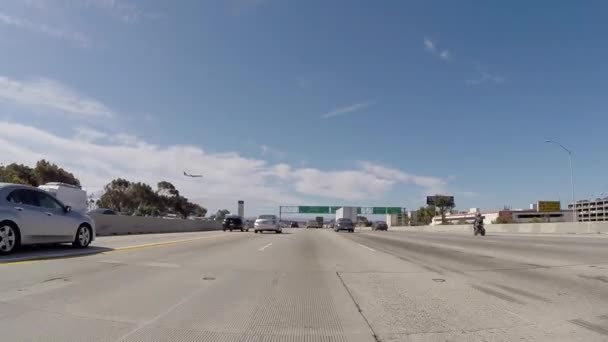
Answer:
[{"xmin": 0, "ymin": 183, "xmax": 95, "ymax": 254}]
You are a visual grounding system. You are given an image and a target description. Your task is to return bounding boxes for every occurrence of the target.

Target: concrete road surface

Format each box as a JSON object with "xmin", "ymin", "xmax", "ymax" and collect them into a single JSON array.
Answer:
[{"xmin": 2, "ymin": 229, "xmax": 608, "ymax": 341}]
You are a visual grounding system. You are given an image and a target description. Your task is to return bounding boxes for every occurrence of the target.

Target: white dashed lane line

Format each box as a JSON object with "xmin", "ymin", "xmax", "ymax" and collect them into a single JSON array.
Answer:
[
  {"xmin": 357, "ymin": 243, "xmax": 375, "ymax": 252},
  {"xmin": 258, "ymin": 243, "xmax": 273, "ymax": 252}
]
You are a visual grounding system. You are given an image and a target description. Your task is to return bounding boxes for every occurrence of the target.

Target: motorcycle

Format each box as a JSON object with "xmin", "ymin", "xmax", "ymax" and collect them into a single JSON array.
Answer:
[{"xmin": 473, "ymin": 221, "xmax": 486, "ymax": 236}]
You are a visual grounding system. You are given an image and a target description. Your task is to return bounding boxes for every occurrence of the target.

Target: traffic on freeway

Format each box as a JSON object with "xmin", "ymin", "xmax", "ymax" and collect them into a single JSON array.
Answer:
[
  {"xmin": 2, "ymin": 1, "xmax": 608, "ymax": 341},
  {"xmin": 2, "ymin": 229, "xmax": 608, "ymax": 341}
]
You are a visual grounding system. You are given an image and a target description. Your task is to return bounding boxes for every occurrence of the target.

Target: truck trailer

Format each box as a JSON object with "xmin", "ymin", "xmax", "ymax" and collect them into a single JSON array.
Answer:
[
  {"xmin": 38, "ymin": 182, "xmax": 88, "ymax": 213},
  {"xmin": 335, "ymin": 207, "xmax": 357, "ymax": 222}
]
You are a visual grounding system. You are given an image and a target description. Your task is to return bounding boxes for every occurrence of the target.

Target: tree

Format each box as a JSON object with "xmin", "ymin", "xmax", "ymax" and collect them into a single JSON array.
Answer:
[
  {"xmin": 0, "ymin": 163, "xmax": 37, "ymax": 185},
  {"xmin": 97, "ymin": 178, "xmax": 207, "ymax": 218},
  {"xmin": 415, "ymin": 205, "xmax": 436, "ymax": 225},
  {"xmin": 434, "ymin": 195, "xmax": 455, "ymax": 225},
  {"xmin": 33, "ymin": 160, "xmax": 80, "ymax": 186},
  {"xmin": 357, "ymin": 216, "xmax": 372, "ymax": 227},
  {"xmin": 157, "ymin": 181, "xmax": 179, "ymax": 197},
  {"xmin": 98, "ymin": 178, "xmax": 133, "ymax": 213},
  {"xmin": 214, "ymin": 209, "xmax": 230, "ymax": 221}
]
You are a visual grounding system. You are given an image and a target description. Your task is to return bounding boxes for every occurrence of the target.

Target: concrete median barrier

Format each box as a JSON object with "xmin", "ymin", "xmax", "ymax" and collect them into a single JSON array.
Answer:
[
  {"xmin": 93, "ymin": 215, "xmax": 222, "ymax": 236},
  {"xmin": 364, "ymin": 222, "xmax": 608, "ymax": 234}
]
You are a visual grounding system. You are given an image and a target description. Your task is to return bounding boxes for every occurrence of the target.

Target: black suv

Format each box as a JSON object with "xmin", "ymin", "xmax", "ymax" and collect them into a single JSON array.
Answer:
[
  {"xmin": 372, "ymin": 221, "xmax": 388, "ymax": 231},
  {"xmin": 334, "ymin": 218, "xmax": 354, "ymax": 233},
  {"xmin": 222, "ymin": 216, "xmax": 248, "ymax": 232}
]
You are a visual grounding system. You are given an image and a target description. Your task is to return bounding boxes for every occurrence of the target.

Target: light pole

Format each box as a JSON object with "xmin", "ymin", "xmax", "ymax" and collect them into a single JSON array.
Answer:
[{"xmin": 545, "ymin": 140, "xmax": 576, "ymax": 222}]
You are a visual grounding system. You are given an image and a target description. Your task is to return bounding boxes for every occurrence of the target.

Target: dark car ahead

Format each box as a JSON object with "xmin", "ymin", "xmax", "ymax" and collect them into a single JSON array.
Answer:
[
  {"xmin": 290, "ymin": 221, "xmax": 299, "ymax": 228},
  {"xmin": 372, "ymin": 221, "xmax": 388, "ymax": 231},
  {"xmin": 222, "ymin": 216, "xmax": 248, "ymax": 232},
  {"xmin": 334, "ymin": 218, "xmax": 354, "ymax": 233},
  {"xmin": 87, "ymin": 208, "xmax": 116, "ymax": 215}
]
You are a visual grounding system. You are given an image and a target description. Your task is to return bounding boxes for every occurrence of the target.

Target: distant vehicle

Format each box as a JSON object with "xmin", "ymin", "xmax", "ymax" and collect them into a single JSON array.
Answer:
[
  {"xmin": 38, "ymin": 182, "xmax": 87, "ymax": 214},
  {"xmin": 372, "ymin": 221, "xmax": 388, "ymax": 231},
  {"xmin": 306, "ymin": 220, "xmax": 320, "ymax": 228},
  {"xmin": 87, "ymin": 208, "xmax": 116, "ymax": 215},
  {"xmin": 188, "ymin": 216, "xmax": 205, "ymax": 221},
  {"xmin": 254, "ymin": 214, "xmax": 282, "ymax": 234},
  {"xmin": 163, "ymin": 213, "xmax": 179, "ymax": 220},
  {"xmin": 335, "ymin": 207, "xmax": 357, "ymax": 223},
  {"xmin": 315, "ymin": 216, "xmax": 324, "ymax": 227},
  {"xmin": 223, "ymin": 216, "xmax": 248, "ymax": 232},
  {"xmin": 334, "ymin": 218, "xmax": 354, "ymax": 233},
  {"xmin": 290, "ymin": 221, "xmax": 299, "ymax": 228},
  {"xmin": 0, "ymin": 183, "xmax": 95, "ymax": 255}
]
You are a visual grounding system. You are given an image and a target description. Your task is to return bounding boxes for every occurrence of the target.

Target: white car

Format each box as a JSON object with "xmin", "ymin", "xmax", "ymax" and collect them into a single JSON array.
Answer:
[
  {"xmin": 0, "ymin": 183, "xmax": 96, "ymax": 255},
  {"xmin": 254, "ymin": 214, "xmax": 282, "ymax": 234}
]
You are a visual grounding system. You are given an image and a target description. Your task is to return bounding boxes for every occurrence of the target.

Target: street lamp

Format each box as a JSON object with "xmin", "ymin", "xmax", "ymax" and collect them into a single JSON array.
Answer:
[{"xmin": 545, "ymin": 140, "xmax": 576, "ymax": 222}]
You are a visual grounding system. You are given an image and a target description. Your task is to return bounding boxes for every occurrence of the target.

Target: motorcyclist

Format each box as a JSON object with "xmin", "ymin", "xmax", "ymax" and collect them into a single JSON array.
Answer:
[{"xmin": 473, "ymin": 212, "xmax": 484, "ymax": 230}]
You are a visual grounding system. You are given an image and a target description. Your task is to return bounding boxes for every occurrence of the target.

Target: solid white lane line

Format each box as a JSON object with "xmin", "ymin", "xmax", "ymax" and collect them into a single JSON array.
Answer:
[
  {"xmin": 258, "ymin": 243, "xmax": 273, "ymax": 251},
  {"xmin": 357, "ymin": 243, "xmax": 375, "ymax": 252}
]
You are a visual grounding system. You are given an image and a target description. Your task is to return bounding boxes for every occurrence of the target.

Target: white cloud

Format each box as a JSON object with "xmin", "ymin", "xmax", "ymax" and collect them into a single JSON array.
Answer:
[
  {"xmin": 83, "ymin": 0, "xmax": 157, "ymax": 22},
  {"xmin": 0, "ymin": 122, "xmax": 449, "ymax": 212},
  {"xmin": 359, "ymin": 162, "xmax": 447, "ymax": 195},
  {"xmin": 0, "ymin": 11, "xmax": 89, "ymax": 46},
  {"xmin": 423, "ymin": 36, "xmax": 451, "ymax": 62},
  {"xmin": 321, "ymin": 101, "xmax": 375, "ymax": 119},
  {"xmin": 260, "ymin": 145, "xmax": 286, "ymax": 158},
  {"xmin": 424, "ymin": 37, "xmax": 435, "ymax": 51},
  {"xmin": 0, "ymin": 76, "xmax": 115, "ymax": 118},
  {"xmin": 467, "ymin": 71, "xmax": 506, "ymax": 85},
  {"xmin": 74, "ymin": 126, "xmax": 107, "ymax": 142}
]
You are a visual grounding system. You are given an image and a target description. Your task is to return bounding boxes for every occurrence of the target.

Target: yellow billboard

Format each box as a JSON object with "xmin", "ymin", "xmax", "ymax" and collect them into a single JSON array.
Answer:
[{"xmin": 537, "ymin": 201, "xmax": 561, "ymax": 212}]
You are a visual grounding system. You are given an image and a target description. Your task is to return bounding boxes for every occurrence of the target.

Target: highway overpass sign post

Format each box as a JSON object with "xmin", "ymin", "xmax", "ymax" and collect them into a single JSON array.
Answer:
[{"xmin": 279, "ymin": 205, "xmax": 405, "ymax": 221}]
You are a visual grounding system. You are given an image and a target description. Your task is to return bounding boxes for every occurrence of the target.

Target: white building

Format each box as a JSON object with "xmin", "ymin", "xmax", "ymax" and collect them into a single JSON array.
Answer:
[
  {"xmin": 386, "ymin": 213, "xmax": 408, "ymax": 227},
  {"xmin": 568, "ymin": 197, "xmax": 608, "ymax": 222},
  {"xmin": 430, "ymin": 209, "xmax": 572, "ymax": 225}
]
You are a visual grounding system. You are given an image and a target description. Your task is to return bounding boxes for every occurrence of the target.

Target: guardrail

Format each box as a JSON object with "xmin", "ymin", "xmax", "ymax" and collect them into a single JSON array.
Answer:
[
  {"xmin": 93, "ymin": 215, "xmax": 222, "ymax": 236},
  {"xmin": 365, "ymin": 222, "xmax": 608, "ymax": 234}
]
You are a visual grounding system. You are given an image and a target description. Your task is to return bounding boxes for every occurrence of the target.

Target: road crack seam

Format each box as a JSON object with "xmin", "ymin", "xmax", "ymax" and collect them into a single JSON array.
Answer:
[{"xmin": 336, "ymin": 271, "xmax": 381, "ymax": 342}]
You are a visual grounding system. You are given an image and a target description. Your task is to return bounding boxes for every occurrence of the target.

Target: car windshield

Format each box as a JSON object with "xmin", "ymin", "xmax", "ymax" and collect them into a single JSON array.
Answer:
[{"xmin": 1, "ymin": 2, "xmax": 602, "ymax": 341}]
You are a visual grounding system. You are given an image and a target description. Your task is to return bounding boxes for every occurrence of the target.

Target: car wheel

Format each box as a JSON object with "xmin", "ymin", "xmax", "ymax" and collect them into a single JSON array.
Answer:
[
  {"xmin": 73, "ymin": 225, "xmax": 92, "ymax": 248},
  {"xmin": 223, "ymin": 229, "xmax": 226, "ymax": 232},
  {"xmin": 246, "ymin": 229, "xmax": 249, "ymax": 232},
  {"xmin": 277, "ymin": 230, "xmax": 282, "ymax": 234},
  {"xmin": 0, "ymin": 221, "xmax": 20, "ymax": 255},
  {"xmin": 240, "ymin": 229, "xmax": 244, "ymax": 232},
  {"xmin": 229, "ymin": 229, "xmax": 233, "ymax": 232},
  {"xmin": 254, "ymin": 230, "xmax": 258, "ymax": 234}
]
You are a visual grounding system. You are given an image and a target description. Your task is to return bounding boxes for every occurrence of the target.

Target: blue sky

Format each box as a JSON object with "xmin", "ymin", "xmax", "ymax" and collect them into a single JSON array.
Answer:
[{"xmin": 0, "ymin": 0, "xmax": 607, "ymax": 215}]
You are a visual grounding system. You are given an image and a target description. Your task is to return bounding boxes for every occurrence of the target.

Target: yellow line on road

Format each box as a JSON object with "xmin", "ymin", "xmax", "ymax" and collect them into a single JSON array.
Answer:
[
  {"xmin": 106, "ymin": 233, "xmax": 231, "ymax": 253},
  {"xmin": 1, "ymin": 232, "xmax": 239, "ymax": 265}
]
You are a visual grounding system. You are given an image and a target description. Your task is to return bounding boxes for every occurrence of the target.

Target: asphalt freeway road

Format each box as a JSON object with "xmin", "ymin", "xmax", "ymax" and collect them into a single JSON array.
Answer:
[{"xmin": 2, "ymin": 229, "xmax": 608, "ymax": 341}]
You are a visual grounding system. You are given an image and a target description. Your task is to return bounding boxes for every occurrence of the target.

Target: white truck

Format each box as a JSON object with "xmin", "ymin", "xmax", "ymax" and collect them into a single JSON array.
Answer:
[
  {"xmin": 38, "ymin": 182, "xmax": 88, "ymax": 213},
  {"xmin": 335, "ymin": 207, "xmax": 357, "ymax": 223}
]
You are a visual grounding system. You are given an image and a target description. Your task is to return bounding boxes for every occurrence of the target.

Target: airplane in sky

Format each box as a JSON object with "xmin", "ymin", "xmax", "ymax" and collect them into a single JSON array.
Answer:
[{"xmin": 183, "ymin": 171, "xmax": 203, "ymax": 178}]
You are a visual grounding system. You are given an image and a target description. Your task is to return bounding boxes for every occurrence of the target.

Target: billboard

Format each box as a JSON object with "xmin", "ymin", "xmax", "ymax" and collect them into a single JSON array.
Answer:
[
  {"xmin": 426, "ymin": 195, "xmax": 455, "ymax": 206},
  {"xmin": 537, "ymin": 201, "xmax": 561, "ymax": 212}
]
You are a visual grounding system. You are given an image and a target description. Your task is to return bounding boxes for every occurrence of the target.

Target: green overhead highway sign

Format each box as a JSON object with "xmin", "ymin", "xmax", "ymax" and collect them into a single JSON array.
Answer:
[
  {"xmin": 284, "ymin": 206, "xmax": 404, "ymax": 215},
  {"xmin": 387, "ymin": 207, "xmax": 402, "ymax": 214},
  {"xmin": 298, "ymin": 206, "xmax": 330, "ymax": 214},
  {"xmin": 372, "ymin": 207, "xmax": 387, "ymax": 214}
]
